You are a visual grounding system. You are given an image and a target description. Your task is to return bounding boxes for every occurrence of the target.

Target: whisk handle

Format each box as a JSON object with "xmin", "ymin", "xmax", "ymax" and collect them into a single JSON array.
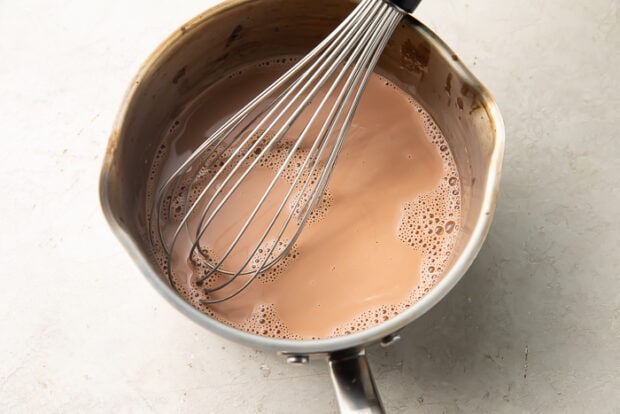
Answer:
[
  {"xmin": 389, "ymin": 0, "xmax": 422, "ymax": 13},
  {"xmin": 329, "ymin": 348, "xmax": 385, "ymax": 413}
]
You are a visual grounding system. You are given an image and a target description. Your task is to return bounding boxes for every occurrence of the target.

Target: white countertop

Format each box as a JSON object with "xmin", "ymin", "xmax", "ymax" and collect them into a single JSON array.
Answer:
[{"xmin": 1, "ymin": 0, "xmax": 618, "ymax": 412}]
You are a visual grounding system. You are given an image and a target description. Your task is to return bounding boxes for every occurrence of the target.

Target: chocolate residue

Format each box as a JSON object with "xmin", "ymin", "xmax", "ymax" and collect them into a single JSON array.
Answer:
[
  {"xmin": 172, "ymin": 66, "xmax": 187, "ymax": 85},
  {"xmin": 400, "ymin": 39, "xmax": 430, "ymax": 75},
  {"xmin": 445, "ymin": 73, "xmax": 452, "ymax": 96},
  {"xmin": 460, "ymin": 83, "xmax": 470, "ymax": 96},
  {"xmin": 451, "ymin": 53, "xmax": 458, "ymax": 61},
  {"xmin": 215, "ymin": 53, "xmax": 230, "ymax": 63},
  {"xmin": 226, "ymin": 24, "xmax": 243, "ymax": 47},
  {"xmin": 456, "ymin": 96, "xmax": 464, "ymax": 110},
  {"xmin": 469, "ymin": 102, "xmax": 482, "ymax": 115}
]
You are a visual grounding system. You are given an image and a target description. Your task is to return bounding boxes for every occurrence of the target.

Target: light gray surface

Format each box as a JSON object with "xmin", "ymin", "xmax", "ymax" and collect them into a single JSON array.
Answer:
[{"xmin": 0, "ymin": 0, "xmax": 618, "ymax": 413}]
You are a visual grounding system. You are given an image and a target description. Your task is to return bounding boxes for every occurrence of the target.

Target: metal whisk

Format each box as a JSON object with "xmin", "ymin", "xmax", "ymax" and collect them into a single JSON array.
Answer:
[{"xmin": 152, "ymin": 0, "xmax": 421, "ymax": 303}]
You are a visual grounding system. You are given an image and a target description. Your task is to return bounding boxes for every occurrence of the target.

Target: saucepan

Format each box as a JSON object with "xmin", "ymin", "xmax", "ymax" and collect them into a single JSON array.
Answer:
[{"xmin": 99, "ymin": 0, "xmax": 504, "ymax": 411}]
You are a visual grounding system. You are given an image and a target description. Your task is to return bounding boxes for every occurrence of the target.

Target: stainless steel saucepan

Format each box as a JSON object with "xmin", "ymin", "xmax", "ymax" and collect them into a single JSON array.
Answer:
[{"xmin": 99, "ymin": 0, "xmax": 504, "ymax": 411}]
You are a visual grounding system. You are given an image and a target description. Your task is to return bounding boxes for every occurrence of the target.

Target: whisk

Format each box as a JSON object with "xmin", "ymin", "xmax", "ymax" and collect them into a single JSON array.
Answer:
[{"xmin": 151, "ymin": 0, "xmax": 421, "ymax": 303}]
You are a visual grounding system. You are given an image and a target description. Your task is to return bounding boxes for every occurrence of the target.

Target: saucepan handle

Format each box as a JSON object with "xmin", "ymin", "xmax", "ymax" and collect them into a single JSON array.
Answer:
[
  {"xmin": 328, "ymin": 348, "xmax": 385, "ymax": 413},
  {"xmin": 389, "ymin": 0, "xmax": 422, "ymax": 13}
]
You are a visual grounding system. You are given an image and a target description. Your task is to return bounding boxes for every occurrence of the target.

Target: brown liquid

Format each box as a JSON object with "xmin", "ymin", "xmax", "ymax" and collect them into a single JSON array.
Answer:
[{"xmin": 147, "ymin": 58, "xmax": 461, "ymax": 340}]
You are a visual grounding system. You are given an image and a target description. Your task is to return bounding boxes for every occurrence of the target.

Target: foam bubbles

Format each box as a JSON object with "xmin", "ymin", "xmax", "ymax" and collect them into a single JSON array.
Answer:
[
  {"xmin": 238, "ymin": 304, "xmax": 301, "ymax": 339},
  {"xmin": 393, "ymin": 97, "xmax": 461, "ymax": 298},
  {"xmin": 331, "ymin": 304, "xmax": 404, "ymax": 337}
]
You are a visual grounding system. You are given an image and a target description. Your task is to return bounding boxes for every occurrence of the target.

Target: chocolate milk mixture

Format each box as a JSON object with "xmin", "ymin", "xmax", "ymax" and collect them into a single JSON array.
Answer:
[{"xmin": 147, "ymin": 58, "xmax": 461, "ymax": 340}]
